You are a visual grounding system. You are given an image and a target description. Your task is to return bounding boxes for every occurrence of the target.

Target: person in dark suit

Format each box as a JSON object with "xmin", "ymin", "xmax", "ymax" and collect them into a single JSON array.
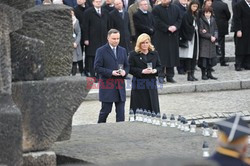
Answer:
[
  {"xmin": 94, "ymin": 29, "xmax": 129, "ymax": 123},
  {"xmin": 110, "ymin": 0, "xmax": 131, "ymax": 53},
  {"xmin": 212, "ymin": 0, "xmax": 231, "ymax": 66},
  {"xmin": 102, "ymin": 0, "xmax": 115, "ymax": 12},
  {"xmin": 133, "ymin": 0, "xmax": 155, "ymax": 39},
  {"xmin": 152, "ymin": 0, "xmax": 182, "ymax": 83},
  {"xmin": 129, "ymin": 33, "xmax": 161, "ymax": 114},
  {"xmin": 83, "ymin": 0, "xmax": 110, "ymax": 77},
  {"xmin": 209, "ymin": 115, "xmax": 250, "ymax": 166},
  {"xmin": 233, "ymin": 0, "xmax": 250, "ymax": 71}
]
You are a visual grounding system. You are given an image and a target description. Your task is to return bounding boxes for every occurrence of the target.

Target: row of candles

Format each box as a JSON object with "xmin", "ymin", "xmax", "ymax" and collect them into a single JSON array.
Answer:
[{"xmin": 129, "ymin": 109, "xmax": 218, "ymax": 157}]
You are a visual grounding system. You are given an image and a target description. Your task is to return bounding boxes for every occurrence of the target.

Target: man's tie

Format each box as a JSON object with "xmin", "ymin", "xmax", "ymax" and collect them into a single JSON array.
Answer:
[
  {"xmin": 97, "ymin": 9, "xmax": 101, "ymax": 16},
  {"xmin": 112, "ymin": 48, "xmax": 117, "ymax": 59}
]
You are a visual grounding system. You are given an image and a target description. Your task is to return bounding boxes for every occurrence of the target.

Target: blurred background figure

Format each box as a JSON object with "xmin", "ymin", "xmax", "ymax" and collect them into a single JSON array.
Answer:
[
  {"xmin": 212, "ymin": 0, "xmax": 231, "ymax": 67},
  {"xmin": 110, "ymin": 0, "xmax": 131, "ymax": 53},
  {"xmin": 102, "ymin": 0, "xmax": 115, "ymax": 12},
  {"xmin": 71, "ymin": 10, "xmax": 84, "ymax": 76},
  {"xmin": 63, "ymin": 0, "xmax": 77, "ymax": 7},
  {"xmin": 209, "ymin": 115, "xmax": 250, "ymax": 166}
]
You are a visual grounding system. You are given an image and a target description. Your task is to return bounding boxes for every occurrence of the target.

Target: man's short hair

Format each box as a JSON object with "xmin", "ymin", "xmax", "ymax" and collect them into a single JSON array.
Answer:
[{"xmin": 108, "ymin": 29, "xmax": 120, "ymax": 36}]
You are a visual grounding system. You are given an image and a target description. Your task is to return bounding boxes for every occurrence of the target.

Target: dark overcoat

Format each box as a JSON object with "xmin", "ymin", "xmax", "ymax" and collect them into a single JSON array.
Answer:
[
  {"xmin": 198, "ymin": 15, "xmax": 218, "ymax": 59},
  {"xmin": 233, "ymin": 0, "xmax": 250, "ymax": 55},
  {"xmin": 94, "ymin": 44, "xmax": 129, "ymax": 102},
  {"xmin": 74, "ymin": 4, "xmax": 89, "ymax": 48},
  {"xmin": 109, "ymin": 9, "xmax": 131, "ymax": 53},
  {"xmin": 212, "ymin": 0, "xmax": 231, "ymax": 36},
  {"xmin": 128, "ymin": 50, "xmax": 161, "ymax": 113},
  {"xmin": 83, "ymin": 7, "xmax": 110, "ymax": 56},
  {"xmin": 133, "ymin": 9, "xmax": 155, "ymax": 39},
  {"xmin": 152, "ymin": 4, "xmax": 182, "ymax": 67}
]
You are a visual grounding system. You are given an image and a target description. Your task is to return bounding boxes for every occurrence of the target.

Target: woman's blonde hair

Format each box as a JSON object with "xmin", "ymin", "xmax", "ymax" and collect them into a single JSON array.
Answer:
[{"xmin": 135, "ymin": 33, "xmax": 155, "ymax": 53}]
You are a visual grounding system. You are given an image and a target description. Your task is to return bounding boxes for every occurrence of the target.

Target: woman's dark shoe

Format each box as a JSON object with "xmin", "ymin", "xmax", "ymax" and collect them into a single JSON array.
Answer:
[
  {"xmin": 207, "ymin": 70, "xmax": 217, "ymax": 80},
  {"xmin": 220, "ymin": 62, "xmax": 229, "ymax": 66},
  {"xmin": 201, "ymin": 69, "xmax": 208, "ymax": 80},
  {"xmin": 191, "ymin": 71, "xmax": 198, "ymax": 81},
  {"xmin": 187, "ymin": 72, "xmax": 194, "ymax": 81}
]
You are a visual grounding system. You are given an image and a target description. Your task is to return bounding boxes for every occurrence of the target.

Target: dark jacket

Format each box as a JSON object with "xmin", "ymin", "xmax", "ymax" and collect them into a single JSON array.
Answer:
[
  {"xmin": 152, "ymin": 4, "xmax": 182, "ymax": 67},
  {"xmin": 63, "ymin": 0, "xmax": 77, "ymax": 7},
  {"xmin": 133, "ymin": 9, "xmax": 155, "ymax": 39},
  {"xmin": 74, "ymin": 4, "xmax": 89, "ymax": 47},
  {"xmin": 212, "ymin": 0, "xmax": 231, "ymax": 36},
  {"xmin": 180, "ymin": 11, "xmax": 198, "ymax": 41},
  {"xmin": 83, "ymin": 7, "xmax": 110, "ymax": 56},
  {"xmin": 199, "ymin": 15, "xmax": 218, "ymax": 58},
  {"xmin": 129, "ymin": 50, "xmax": 161, "ymax": 113},
  {"xmin": 94, "ymin": 44, "xmax": 129, "ymax": 102},
  {"xmin": 233, "ymin": 0, "xmax": 250, "ymax": 55},
  {"xmin": 110, "ymin": 9, "xmax": 131, "ymax": 53}
]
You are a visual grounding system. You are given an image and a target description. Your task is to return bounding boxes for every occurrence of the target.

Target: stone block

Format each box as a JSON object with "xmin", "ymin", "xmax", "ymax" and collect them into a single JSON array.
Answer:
[
  {"xmin": 158, "ymin": 84, "xmax": 195, "ymax": 94},
  {"xmin": 17, "ymin": 4, "xmax": 73, "ymax": 77},
  {"xmin": 209, "ymin": 113, "xmax": 218, "ymax": 118},
  {"xmin": 201, "ymin": 113, "xmax": 211, "ymax": 119},
  {"xmin": 215, "ymin": 112, "xmax": 224, "ymax": 118},
  {"xmin": 23, "ymin": 151, "xmax": 56, "ymax": 166},
  {"xmin": 0, "ymin": 95, "xmax": 22, "ymax": 166},
  {"xmin": 241, "ymin": 79, "xmax": 250, "ymax": 89},
  {"xmin": 0, "ymin": 0, "xmax": 34, "ymax": 11},
  {"xmin": 195, "ymin": 81, "xmax": 240, "ymax": 92},
  {"xmin": 12, "ymin": 76, "xmax": 90, "ymax": 152},
  {"xmin": 242, "ymin": 111, "xmax": 250, "ymax": 116},
  {"xmin": 10, "ymin": 32, "xmax": 45, "ymax": 81}
]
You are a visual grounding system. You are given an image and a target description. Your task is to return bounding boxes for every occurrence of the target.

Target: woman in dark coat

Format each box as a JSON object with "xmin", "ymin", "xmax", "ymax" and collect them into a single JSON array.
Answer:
[
  {"xmin": 129, "ymin": 33, "xmax": 161, "ymax": 114},
  {"xmin": 198, "ymin": 6, "xmax": 218, "ymax": 80},
  {"xmin": 179, "ymin": 0, "xmax": 200, "ymax": 81}
]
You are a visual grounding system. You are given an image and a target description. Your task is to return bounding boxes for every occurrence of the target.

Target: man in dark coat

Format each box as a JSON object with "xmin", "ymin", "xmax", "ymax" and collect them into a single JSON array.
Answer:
[
  {"xmin": 152, "ymin": 0, "xmax": 182, "ymax": 83},
  {"xmin": 212, "ymin": 0, "xmax": 231, "ymax": 66},
  {"xmin": 233, "ymin": 0, "xmax": 250, "ymax": 71},
  {"xmin": 110, "ymin": 0, "xmax": 131, "ymax": 53},
  {"xmin": 133, "ymin": 0, "xmax": 155, "ymax": 39},
  {"xmin": 94, "ymin": 29, "xmax": 129, "ymax": 123},
  {"xmin": 63, "ymin": 0, "xmax": 77, "ymax": 7},
  {"xmin": 102, "ymin": 0, "xmax": 115, "ymax": 12},
  {"xmin": 174, "ymin": 0, "xmax": 188, "ymax": 75},
  {"xmin": 83, "ymin": 0, "xmax": 110, "ymax": 77}
]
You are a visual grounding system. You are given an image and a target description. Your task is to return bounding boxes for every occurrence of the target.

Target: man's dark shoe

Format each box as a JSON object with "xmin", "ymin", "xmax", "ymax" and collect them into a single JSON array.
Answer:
[
  {"xmin": 167, "ymin": 77, "xmax": 176, "ymax": 83},
  {"xmin": 178, "ymin": 69, "xmax": 186, "ymax": 75},
  {"xmin": 220, "ymin": 62, "xmax": 229, "ymax": 66},
  {"xmin": 158, "ymin": 77, "xmax": 166, "ymax": 84},
  {"xmin": 202, "ymin": 75, "xmax": 208, "ymax": 80}
]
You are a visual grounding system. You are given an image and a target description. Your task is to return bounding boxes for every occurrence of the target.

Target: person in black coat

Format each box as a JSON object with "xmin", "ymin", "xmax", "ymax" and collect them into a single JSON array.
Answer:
[
  {"xmin": 212, "ymin": 0, "xmax": 231, "ymax": 66},
  {"xmin": 152, "ymin": 0, "xmax": 182, "ymax": 83},
  {"xmin": 129, "ymin": 33, "xmax": 161, "ymax": 114},
  {"xmin": 63, "ymin": 0, "xmax": 77, "ymax": 7},
  {"xmin": 179, "ymin": 0, "xmax": 200, "ymax": 81},
  {"xmin": 102, "ymin": 0, "xmax": 115, "ymax": 12},
  {"xmin": 133, "ymin": 0, "xmax": 155, "ymax": 40},
  {"xmin": 110, "ymin": 0, "xmax": 131, "ymax": 53},
  {"xmin": 174, "ymin": 0, "xmax": 188, "ymax": 75},
  {"xmin": 83, "ymin": 0, "xmax": 110, "ymax": 77},
  {"xmin": 233, "ymin": 0, "xmax": 250, "ymax": 71}
]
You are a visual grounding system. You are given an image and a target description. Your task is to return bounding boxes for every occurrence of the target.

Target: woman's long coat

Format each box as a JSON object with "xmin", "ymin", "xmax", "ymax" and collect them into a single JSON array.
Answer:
[
  {"xmin": 152, "ymin": 4, "xmax": 182, "ymax": 67},
  {"xmin": 233, "ymin": 0, "xmax": 250, "ymax": 55},
  {"xmin": 198, "ymin": 15, "xmax": 218, "ymax": 59},
  {"xmin": 83, "ymin": 7, "xmax": 110, "ymax": 56},
  {"xmin": 73, "ymin": 19, "xmax": 83, "ymax": 62},
  {"xmin": 128, "ymin": 50, "xmax": 161, "ymax": 113}
]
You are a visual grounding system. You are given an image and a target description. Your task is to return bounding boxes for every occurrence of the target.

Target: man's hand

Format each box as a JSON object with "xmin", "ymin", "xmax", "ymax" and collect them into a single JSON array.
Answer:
[
  {"xmin": 202, "ymin": 29, "xmax": 207, "ymax": 33},
  {"xmin": 112, "ymin": 70, "xmax": 121, "ymax": 76},
  {"xmin": 73, "ymin": 42, "xmax": 77, "ymax": 48},
  {"xmin": 84, "ymin": 40, "xmax": 89, "ymax": 45},
  {"xmin": 168, "ymin": 26, "xmax": 177, "ymax": 33},
  {"xmin": 211, "ymin": 36, "xmax": 216, "ymax": 42},
  {"xmin": 237, "ymin": 31, "xmax": 242, "ymax": 38},
  {"xmin": 120, "ymin": 70, "xmax": 126, "ymax": 77}
]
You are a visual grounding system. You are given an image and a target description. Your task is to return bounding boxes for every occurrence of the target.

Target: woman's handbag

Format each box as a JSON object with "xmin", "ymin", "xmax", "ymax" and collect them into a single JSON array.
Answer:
[{"xmin": 179, "ymin": 38, "xmax": 189, "ymax": 48}]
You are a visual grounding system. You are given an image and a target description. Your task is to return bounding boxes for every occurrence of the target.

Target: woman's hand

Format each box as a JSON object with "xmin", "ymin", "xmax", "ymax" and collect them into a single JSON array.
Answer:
[{"xmin": 142, "ymin": 68, "xmax": 153, "ymax": 74}]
